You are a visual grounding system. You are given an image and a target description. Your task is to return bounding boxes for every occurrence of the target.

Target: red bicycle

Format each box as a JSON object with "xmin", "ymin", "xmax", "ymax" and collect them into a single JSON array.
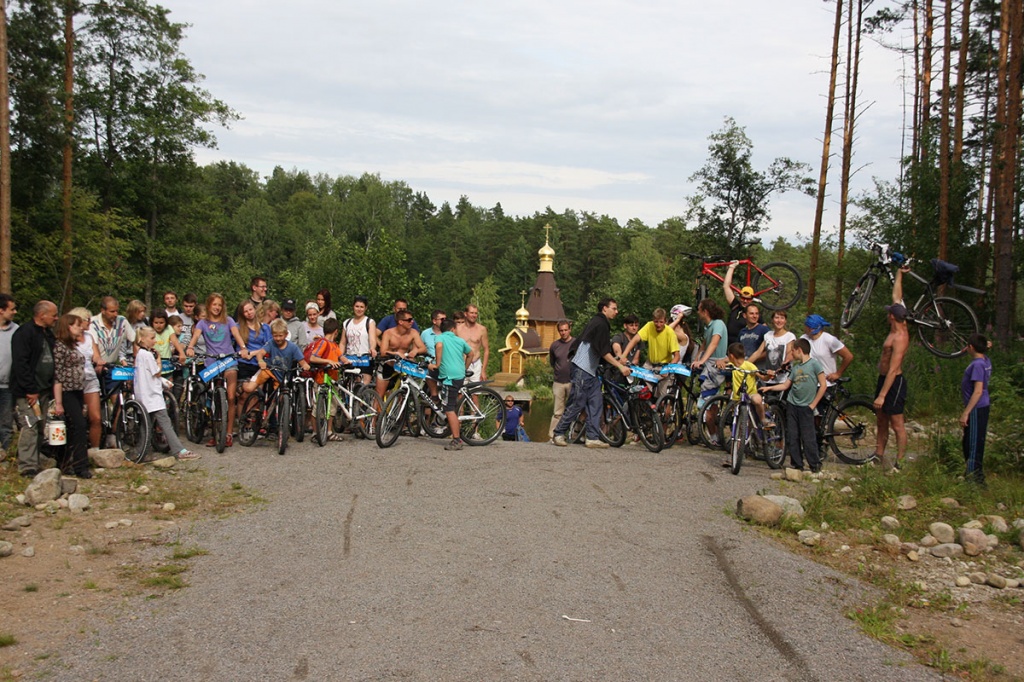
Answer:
[{"xmin": 682, "ymin": 249, "xmax": 803, "ymax": 311}]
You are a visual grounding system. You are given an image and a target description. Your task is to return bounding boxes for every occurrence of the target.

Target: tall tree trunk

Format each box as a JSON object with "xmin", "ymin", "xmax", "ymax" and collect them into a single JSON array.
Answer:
[
  {"xmin": 0, "ymin": 0, "xmax": 10, "ymax": 294},
  {"xmin": 952, "ymin": 0, "xmax": 972, "ymax": 166},
  {"xmin": 807, "ymin": 0, "xmax": 844, "ymax": 312},
  {"xmin": 60, "ymin": 0, "xmax": 74, "ymax": 311},
  {"xmin": 835, "ymin": 0, "xmax": 863, "ymax": 317},
  {"xmin": 937, "ymin": 0, "xmax": 954, "ymax": 261}
]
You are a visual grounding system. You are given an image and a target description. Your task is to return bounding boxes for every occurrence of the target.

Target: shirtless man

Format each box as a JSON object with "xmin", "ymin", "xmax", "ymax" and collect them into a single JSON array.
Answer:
[
  {"xmin": 376, "ymin": 310, "xmax": 427, "ymax": 398},
  {"xmin": 874, "ymin": 267, "xmax": 911, "ymax": 470},
  {"xmin": 456, "ymin": 304, "xmax": 489, "ymax": 381}
]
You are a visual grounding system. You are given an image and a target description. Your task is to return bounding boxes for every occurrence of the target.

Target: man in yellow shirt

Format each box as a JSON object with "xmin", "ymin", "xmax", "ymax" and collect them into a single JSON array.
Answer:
[{"xmin": 621, "ymin": 307, "xmax": 680, "ymax": 367}]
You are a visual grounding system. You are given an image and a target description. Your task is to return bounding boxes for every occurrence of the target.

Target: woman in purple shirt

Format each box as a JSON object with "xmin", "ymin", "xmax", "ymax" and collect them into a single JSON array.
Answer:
[{"xmin": 960, "ymin": 333, "xmax": 992, "ymax": 485}]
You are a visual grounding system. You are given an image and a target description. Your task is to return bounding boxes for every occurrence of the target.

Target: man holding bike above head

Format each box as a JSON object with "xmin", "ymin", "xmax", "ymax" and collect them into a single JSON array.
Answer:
[{"xmin": 723, "ymin": 261, "xmax": 756, "ymax": 345}]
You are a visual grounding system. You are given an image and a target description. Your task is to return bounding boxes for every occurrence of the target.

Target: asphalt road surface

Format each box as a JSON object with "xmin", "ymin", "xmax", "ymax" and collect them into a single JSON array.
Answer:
[{"xmin": 50, "ymin": 435, "xmax": 939, "ymax": 681}]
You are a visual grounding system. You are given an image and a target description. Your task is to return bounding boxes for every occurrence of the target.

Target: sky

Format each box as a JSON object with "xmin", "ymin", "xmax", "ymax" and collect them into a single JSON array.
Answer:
[{"xmin": 158, "ymin": 0, "xmax": 909, "ymax": 243}]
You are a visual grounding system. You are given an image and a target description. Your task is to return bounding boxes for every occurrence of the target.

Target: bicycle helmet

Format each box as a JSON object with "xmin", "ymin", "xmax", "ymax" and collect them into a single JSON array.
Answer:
[{"xmin": 670, "ymin": 304, "xmax": 692, "ymax": 320}]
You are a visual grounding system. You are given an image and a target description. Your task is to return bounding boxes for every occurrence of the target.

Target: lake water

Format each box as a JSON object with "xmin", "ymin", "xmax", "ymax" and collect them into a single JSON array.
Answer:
[{"xmin": 521, "ymin": 399, "xmax": 553, "ymax": 442}]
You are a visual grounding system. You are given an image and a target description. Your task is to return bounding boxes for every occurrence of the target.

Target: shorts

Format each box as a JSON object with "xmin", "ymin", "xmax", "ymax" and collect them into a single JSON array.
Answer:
[
  {"xmin": 83, "ymin": 374, "xmax": 100, "ymax": 395},
  {"xmin": 875, "ymin": 374, "xmax": 907, "ymax": 415},
  {"xmin": 237, "ymin": 363, "xmax": 259, "ymax": 382},
  {"xmin": 699, "ymin": 363, "xmax": 726, "ymax": 404},
  {"xmin": 439, "ymin": 379, "xmax": 463, "ymax": 412},
  {"xmin": 376, "ymin": 362, "xmax": 396, "ymax": 382},
  {"xmin": 249, "ymin": 368, "xmax": 279, "ymax": 391},
  {"xmin": 467, "ymin": 359, "xmax": 482, "ymax": 380}
]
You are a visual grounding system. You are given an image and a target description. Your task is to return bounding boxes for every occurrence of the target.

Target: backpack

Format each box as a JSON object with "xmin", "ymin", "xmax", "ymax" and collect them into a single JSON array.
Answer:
[{"xmin": 301, "ymin": 337, "xmax": 328, "ymax": 378}]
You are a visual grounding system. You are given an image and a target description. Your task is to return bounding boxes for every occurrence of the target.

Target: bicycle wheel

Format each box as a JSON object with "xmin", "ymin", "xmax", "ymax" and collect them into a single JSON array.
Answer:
[
  {"xmin": 404, "ymin": 397, "xmax": 422, "ymax": 437},
  {"xmin": 238, "ymin": 393, "xmax": 262, "ymax": 447},
  {"xmin": 417, "ymin": 395, "xmax": 450, "ymax": 438},
  {"xmin": 355, "ymin": 386, "xmax": 383, "ymax": 440},
  {"xmin": 213, "ymin": 387, "xmax": 228, "ymax": 453},
  {"xmin": 827, "ymin": 398, "xmax": 878, "ymax": 464},
  {"xmin": 376, "ymin": 388, "xmax": 409, "ymax": 448},
  {"xmin": 292, "ymin": 383, "xmax": 307, "ymax": 443},
  {"xmin": 184, "ymin": 387, "xmax": 207, "ymax": 444},
  {"xmin": 152, "ymin": 390, "xmax": 178, "ymax": 453},
  {"xmin": 753, "ymin": 262, "xmax": 803, "ymax": 311},
  {"xmin": 698, "ymin": 394, "xmax": 730, "ymax": 449},
  {"xmin": 277, "ymin": 393, "xmax": 291, "ymax": 455},
  {"xmin": 683, "ymin": 393, "xmax": 701, "ymax": 445},
  {"xmin": 718, "ymin": 399, "xmax": 737, "ymax": 453},
  {"xmin": 314, "ymin": 391, "xmax": 330, "ymax": 447},
  {"xmin": 915, "ymin": 296, "xmax": 979, "ymax": 359},
  {"xmin": 763, "ymin": 399, "xmax": 786, "ymax": 469},
  {"xmin": 632, "ymin": 400, "xmax": 665, "ymax": 453},
  {"xmin": 597, "ymin": 395, "xmax": 627, "ymax": 447},
  {"xmin": 566, "ymin": 411, "xmax": 587, "ymax": 443},
  {"xmin": 459, "ymin": 388, "xmax": 504, "ymax": 446},
  {"xmin": 654, "ymin": 395, "xmax": 680, "ymax": 448},
  {"xmin": 730, "ymin": 404, "xmax": 748, "ymax": 475},
  {"xmin": 116, "ymin": 399, "xmax": 152, "ymax": 464},
  {"xmin": 840, "ymin": 271, "xmax": 877, "ymax": 329}
]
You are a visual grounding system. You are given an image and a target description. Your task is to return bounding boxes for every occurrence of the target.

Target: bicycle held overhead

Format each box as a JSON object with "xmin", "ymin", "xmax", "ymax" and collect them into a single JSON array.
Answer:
[{"xmin": 681, "ymin": 241, "xmax": 803, "ymax": 312}]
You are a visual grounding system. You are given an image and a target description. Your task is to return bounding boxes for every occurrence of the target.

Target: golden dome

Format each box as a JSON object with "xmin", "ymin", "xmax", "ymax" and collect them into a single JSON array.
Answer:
[{"xmin": 538, "ymin": 224, "xmax": 555, "ymax": 273}]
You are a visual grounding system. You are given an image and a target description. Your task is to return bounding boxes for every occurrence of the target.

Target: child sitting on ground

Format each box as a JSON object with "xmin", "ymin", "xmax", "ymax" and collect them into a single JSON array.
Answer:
[{"xmin": 135, "ymin": 326, "xmax": 199, "ymax": 460}]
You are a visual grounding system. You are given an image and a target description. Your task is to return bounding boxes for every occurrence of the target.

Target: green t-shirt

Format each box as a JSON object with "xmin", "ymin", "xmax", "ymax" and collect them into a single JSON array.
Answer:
[
  {"xmin": 703, "ymin": 319, "xmax": 728, "ymax": 360},
  {"xmin": 787, "ymin": 357, "xmax": 825, "ymax": 407},
  {"xmin": 638, "ymin": 321, "xmax": 680, "ymax": 364},
  {"xmin": 436, "ymin": 331, "xmax": 472, "ymax": 385}
]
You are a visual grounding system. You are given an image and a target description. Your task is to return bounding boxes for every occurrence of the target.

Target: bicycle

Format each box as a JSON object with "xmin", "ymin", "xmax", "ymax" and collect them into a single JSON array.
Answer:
[
  {"xmin": 182, "ymin": 354, "xmax": 237, "ymax": 453},
  {"xmin": 720, "ymin": 366, "xmax": 786, "ymax": 475},
  {"xmin": 840, "ymin": 242, "xmax": 983, "ymax": 359},
  {"xmin": 312, "ymin": 356, "xmax": 382, "ymax": 445},
  {"xmin": 681, "ymin": 244, "xmax": 803, "ymax": 311},
  {"xmin": 591, "ymin": 363, "xmax": 665, "ymax": 453},
  {"xmin": 238, "ymin": 365, "xmax": 299, "ymax": 455},
  {"xmin": 98, "ymin": 366, "xmax": 151, "ymax": 463},
  {"xmin": 653, "ymin": 363, "xmax": 703, "ymax": 448}
]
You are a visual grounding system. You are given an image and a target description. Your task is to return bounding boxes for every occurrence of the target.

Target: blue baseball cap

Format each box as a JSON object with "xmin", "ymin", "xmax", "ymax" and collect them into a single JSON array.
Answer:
[{"xmin": 804, "ymin": 314, "xmax": 831, "ymax": 334}]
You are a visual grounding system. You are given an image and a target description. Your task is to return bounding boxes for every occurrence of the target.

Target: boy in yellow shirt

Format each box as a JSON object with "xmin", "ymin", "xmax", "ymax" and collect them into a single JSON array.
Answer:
[{"xmin": 727, "ymin": 342, "xmax": 770, "ymax": 428}]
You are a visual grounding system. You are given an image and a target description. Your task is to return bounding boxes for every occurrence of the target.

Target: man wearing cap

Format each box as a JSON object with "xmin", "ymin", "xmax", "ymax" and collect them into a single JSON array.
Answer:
[
  {"xmin": 801, "ymin": 314, "xmax": 853, "ymax": 385},
  {"xmin": 723, "ymin": 261, "xmax": 756, "ymax": 345},
  {"xmin": 874, "ymin": 288, "xmax": 910, "ymax": 470},
  {"xmin": 281, "ymin": 299, "xmax": 303, "ymax": 345}
]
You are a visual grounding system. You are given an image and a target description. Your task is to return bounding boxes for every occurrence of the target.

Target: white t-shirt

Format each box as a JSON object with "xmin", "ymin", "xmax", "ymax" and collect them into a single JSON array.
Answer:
[
  {"xmin": 764, "ymin": 331, "xmax": 796, "ymax": 372},
  {"xmin": 343, "ymin": 317, "xmax": 375, "ymax": 356},
  {"xmin": 801, "ymin": 331, "xmax": 846, "ymax": 384},
  {"xmin": 77, "ymin": 331, "xmax": 98, "ymax": 382},
  {"xmin": 134, "ymin": 350, "xmax": 166, "ymax": 413}
]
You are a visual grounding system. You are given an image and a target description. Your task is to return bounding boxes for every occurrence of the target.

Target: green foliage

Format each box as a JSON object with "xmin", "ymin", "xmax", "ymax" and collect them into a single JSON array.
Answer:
[{"xmin": 521, "ymin": 357, "xmax": 554, "ymax": 392}]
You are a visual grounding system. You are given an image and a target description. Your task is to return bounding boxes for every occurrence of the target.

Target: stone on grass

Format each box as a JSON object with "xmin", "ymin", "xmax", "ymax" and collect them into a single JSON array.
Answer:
[
  {"xmin": 1, "ymin": 515, "xmax": 31, "ymax": 531},
  {"xmin": 104, "ymin": 521, "xmax": 119, "ymax": 530},
  {"xmin": 768, "ymin": 473, "xmax": 784, "ymax": 481},
  {"xmin": 784, "ymin": 468, "xmax": 803, "ymax": 482},
  {"xmin": 737, "ymin": 496, "xmax": 783, "ymax": 525},
  {"xmin": 60, "ymin": 477, "xmax": 78, "ymax": 496},
  {"xmin": 1006, "ymin": 579, "xmax": 1020, "ymax": 589},
  {"xmin": 963, "ymin": 519, "xmax": 984, "ymax": 530},
  {"xmin": 954, "ymin": 576, "xmax": 972, "ymax": 587},
  {"xmin": 969, "ymin": 572, "xmax": 987, "ymax": 584},
  {"xmin": 959, "ymin": 527, "xmax": 988, "ymax": 556},
  {"xmin": 920, "ymin": 535, "xmax": 939, "ymax": 548},
  {"xmin": 762, "ymin": 495, "xmax": 804, "ymax": 519},
  {"xmin": 930, "ymin": 543, "xmax": 964, "ymax": 558},
  {"xmin": 24, "ymin": 468, "xmax": 63, "ymax": 506},
  {"xmin": 68, "ymin": 494, "xmax": 90, "ymax": 513},
  {"xmin": 136, "ymin": 485, "xmax": 150, "ymax": 495},
  {"xmin": 980, "ymin": 515, "xmax": 1009, "ymax": 533},
  {"xmin": 162, "ymin": 502, "xmax": 176, "ymax": 512},
  {"xmin": 882, "ymin": 534, "xmax": 901, "ymax": 546},
  {"xmin": 899, "ymin": 542, "xmax": 919, "ymax": 555},
  {"xmin": 0, "ymin": 540, "xmax": 13, "ymax": 557},
  {"xmin": 798, "ymin": 530, "xmax": 820, "ymax": 546},
  {"xmin": 150, "ymin": 457, "xmax": 176, "ymax": 469},
  {"xmin": 929, "ymin": 522, "xmax": 955, "ymax": 545},
  {"xmin": 1013, "ymin": 518, "xmax": 1024, "ymax": 530},
  {"xmin": 840, "ymin": 486, "xmax": 853, "ymax": 494},
  {"xmin": 986, "ymin": 574, "xmax": 1007, "ymax": 589},
  {"xmin": 880, "ymin": 516, "xmax": 900, "ymax": 531},
  {"xmin": 21, "ymin": 546, "xmax": 34, "ymax": 558},
  {"xmin": 89, "ymin": 448, "xmax": 125, "ymax": 469},
  {"xmin": 940, "ymin": 498, "xmax": 960, "ymax": 508},
  {"xmin": 1019, "ymin": 529, "xmax": 1024, "ymax": 551},
  {"xmin": 896, "ymin": 495, "xmax": 917, "ymax": 511},
  {"xmin": 907, "ymin": 551, "xmax": 920, "ymax": 562},
  {"xmin": 68, "ymin": 545, "xmax": 85, "ymax": 555},
  {"xmin": 986, "ymin": 534, "xmax": 999, "ymax": 549}
]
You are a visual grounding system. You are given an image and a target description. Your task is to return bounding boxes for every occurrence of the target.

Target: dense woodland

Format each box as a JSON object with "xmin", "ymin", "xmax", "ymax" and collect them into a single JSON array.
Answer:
[{"xmin": 0, "ymin": 0, "xmax": 1021, "ymax": 356}]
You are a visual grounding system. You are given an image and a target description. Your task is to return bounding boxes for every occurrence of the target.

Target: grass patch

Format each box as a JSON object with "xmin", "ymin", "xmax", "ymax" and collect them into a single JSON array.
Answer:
[
  {"xmin": 83, "ymin": 580, "xmax": 98, "ymax": 590},
  {"xmin": 23, "ymin": 584, "xmax": 38, "ymax": 593},
  {"xmin": 0, "ymin": 634, "xmax": 17, "ymax": 647},
  {"xmin": 171, "ymin": 545, "xmax": 209, "ymax": 560}
]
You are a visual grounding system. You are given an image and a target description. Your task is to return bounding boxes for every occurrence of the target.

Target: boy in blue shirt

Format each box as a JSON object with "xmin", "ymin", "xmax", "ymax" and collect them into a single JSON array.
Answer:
[
  {"xmin": 432, "ymin": 318, "xmax": 476, "ymax": 451},
  {"xmin": 763, "ymin": 338, "xmax": 827, "ymax": 472},
  {"xmin": 241, "ymin": 319, "xmax": 310, "ymax": 398}
]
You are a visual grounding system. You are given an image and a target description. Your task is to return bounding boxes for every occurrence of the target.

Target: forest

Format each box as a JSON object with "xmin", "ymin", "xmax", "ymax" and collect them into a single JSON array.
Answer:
[{"xmin": 0, "ymin": 0, "xmax": 1021, "ymax": 358}]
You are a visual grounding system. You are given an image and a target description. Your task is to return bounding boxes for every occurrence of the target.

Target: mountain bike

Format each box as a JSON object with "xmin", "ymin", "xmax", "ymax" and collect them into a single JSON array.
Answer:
[
  {"xmin": 183, "ymin": 354, "xmax": 237, "ymax": 453},
  {"xmin": 98, "ymin": 366, "xmax": 151, "ymax": 463},
  {"xmin": 592, "ymin": 364, "xmax": 665, "ymax": 453},
  {"xmin": 312, "ymin": 356, "xmax": 382, "ymax": 445},
  {"xmin": 720, "ymin": 366, "xmax": 785, "ymax": 475},
  {"xmin": 840, "ymin": 242, "xmax": 983, "ymax": 359},
  {"xmin": 681, "ymin": 244, "xmax": 803, "ymax": 311},
  {"xmin": 653, "ymin": 363, "xmax": 703, "ymax": 447},
  {"xmin": 238, "ymin": 366, "xmax": 301, "ymax": 455}
]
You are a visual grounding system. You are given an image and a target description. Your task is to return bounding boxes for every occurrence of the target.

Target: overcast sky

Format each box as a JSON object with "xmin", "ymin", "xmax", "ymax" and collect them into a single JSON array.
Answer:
[{"xmin": 159, "ymin": 0, "xmax": 908, "ymax": 242}]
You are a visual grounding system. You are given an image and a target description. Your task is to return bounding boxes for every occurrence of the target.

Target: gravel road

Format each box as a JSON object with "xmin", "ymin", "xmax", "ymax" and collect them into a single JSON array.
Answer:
[{"xmin": 49, "ymin": 435, "xmax": 940, "ymax": 681}]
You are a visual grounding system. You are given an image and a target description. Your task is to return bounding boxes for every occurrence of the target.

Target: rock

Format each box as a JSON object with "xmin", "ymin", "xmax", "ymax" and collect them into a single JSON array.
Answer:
[
  {"xmin": 56, "ymin": 498, "xmax": 68, "ymax": 509},
  {"xmin": 162, "ymin": 502, "xmax": 176, "ymax": 512},
  {"xmin": 940, "ymin": 498, "xmax": 960, "ymax": 508},
  {"xmin": 951, "ymin": 617, "xmax": 964, "ymax": 627},
  {"xmin": 24, "ymin": 468, "xmax": 63, "ymax": 506},
  {"xmin": 737, "ymin": 496, "xmax": 783, "ymax": 525},
  {"xmin": 68, "ymin": 494, "xmax": 90, "ymax": 513},
  {"xmin": 118, "ymin": 519, "xmax": 133, "ymax": 527},
  {"xmin": 840, "ymin": 486, "xmax": 853, "ymax": 494},
  {"xmin": 980, "ymin": 515, "xmax": 1009, "ymax": 533},
  {"xmin": 136, "ymin": 485, "xmax": 150, "ymax": 495},
  {"xmin": 820, "ymin": 521, "xmax": 830, "ymax": 531},
  {"xmin": 1, "ymin": 515, "xmax": 31, "ymax": 531},
  {"xmin": 930, "ymin": 543, "xmax": 964, "ymax": 558},
  {"xmin": 768, "ymin": 473, "xmax": 784, "ymax": 480},
  {"xmin": 963, "ymin": 519, "xmax": 984, "ymax": 530},
  {"xmin": 920, "ymin": 534, "xmax": 939, "ymax": 548},
  {"xmin": 15, "ymin": 493, "xmax": 25, "ymax": 505},
  {"xmin": 798, "ymin": 530, "xmax": 820, "ymax": 546},
  {"xmin": 104, "ymin": 521, "xmax": 119, "ymax": 530},
  {"xmin": 883, "ymin": 534, "xmax": 901, "ymax": 546},
  {"xmin": 986, "ymin": 534, "xmax": 999, "ymax": 548},
  {"xmin": 969, "ymin": 572, "xmax": 987, "ymax": 584},
  {"xmin": 762, "ymin": 495, "xmax": 805, "ymax": 519},
  {"xmin": 68, "ymin": 545, "xmax": 85, "ymax": 555},
  {"xmin": 1019, "ymin": 529, "xmax": 1024, "ymax": 551},
  {"xmin": 150, "ymin": 457, "xmax": 176, "ymax": 469},
  {"xmin": 959, "ymin": 527, "xmax": 988, "ymax": 556},
  {"xmin": 897, "ymin": 495, "xmax": 917, "ymax": 510},
  {"xmin": 60, "ymin": 477, "xmax": 78, "ymax": 496},
  {"xmin": 899, "ymin": 542, "xmax": 919, "ymax": 555},
  {"xmin": 1013, "ymin": 518, "xmax": 1024, "ymax": 530},
  {"xmin": 955, "ymin": 576, "xmax": 972, "ymax": 587},
  {"xmin": 907, "ymin": 551, "xmax": 920, "ymax": 562},
  {"xmin": 913, "ymin": 581, "xmax": 928, "ymax": 591},
  {"xmin": 1006, "ymin": 579, "xmax": 1020, "ymax": 589},
  {"xmin": 89, "ymin": 448, "xmax": 125, "ymax": 469},
  {"xmin": 986, "ymin": 574, "xmax": 1007, "ymax": 589},
  {"xmin": 21, "ymin": 546, "xmax": 34, "ymax": 558},
  {"xmin": 0, "ymin": 540, "xmax": 13, "ymax": 557},
  {"xmin": 881, "ymin": 516, "xmax": 900, "ymax": 531},
  {"xmin": 930, "ymin": 522, "xmax": 955, "ymax": 544},
  {"xmin": 784, "ymin": 468, "xmax": 803, "ymax": 482}
]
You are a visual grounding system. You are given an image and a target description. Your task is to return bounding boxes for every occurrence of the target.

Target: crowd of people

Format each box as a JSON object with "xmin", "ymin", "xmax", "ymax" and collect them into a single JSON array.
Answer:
[{"xmin": 0, "ymin": 264, "xmax": 993, "ymax": 483}]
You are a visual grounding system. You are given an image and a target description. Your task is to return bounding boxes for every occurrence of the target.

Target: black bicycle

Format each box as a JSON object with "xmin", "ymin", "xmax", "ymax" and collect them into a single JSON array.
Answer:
[
  {"xmin": 841, "ymin": 242, "xmax": 983, "ymax": 359},
  {"xmin": 653, "ymin": 363, "xmax": 703, "ymax": 448},
  {"xmin": 238, "ymin": 366, "xmax": 301, "ymax": 455}
]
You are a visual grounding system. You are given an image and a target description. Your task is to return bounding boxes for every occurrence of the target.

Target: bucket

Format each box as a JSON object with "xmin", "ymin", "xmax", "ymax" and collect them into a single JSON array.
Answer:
[{"xmin": 47, "ymin": 419, "xmax": 67, "ymax": 446}]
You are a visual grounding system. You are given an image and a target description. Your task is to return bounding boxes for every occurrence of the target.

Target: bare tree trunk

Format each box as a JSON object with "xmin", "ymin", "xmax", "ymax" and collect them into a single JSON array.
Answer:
[
  {"xmin": 807, "ymin": 0, "xmax": 844, "ymax": 312},
  {"xmin": 0, "ymin": 0, "xmax": 10, "ymax": 294},
  {"xmin": 835, "ymin": 0, "xmax": 863, "ymax": 317},
  {"xmin": 60, "ymin": 0, "xmax": 74, "ymax": 311},
  {"xmin": 937, "ymin": 0, "xmax": 954, "ymax": 261},
  {"xmin": 952, "ymin": 0, "xmax": 972, "ymax": 166}
]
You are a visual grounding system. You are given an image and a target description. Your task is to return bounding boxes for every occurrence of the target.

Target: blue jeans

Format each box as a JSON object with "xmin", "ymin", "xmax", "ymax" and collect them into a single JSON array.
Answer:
[
  {"xmin": 0, "ymin": 387, "xmax": 12, "ymax": 450},
  {"xmin": 553, "ymin": 365, "xmax": 603, "ymax": 441}
]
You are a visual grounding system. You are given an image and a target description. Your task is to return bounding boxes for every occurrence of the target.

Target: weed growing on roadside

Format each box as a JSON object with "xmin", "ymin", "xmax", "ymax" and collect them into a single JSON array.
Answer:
[{"xmin": 0, "ymin": 634, "xmax": 16, "ymax": 648}]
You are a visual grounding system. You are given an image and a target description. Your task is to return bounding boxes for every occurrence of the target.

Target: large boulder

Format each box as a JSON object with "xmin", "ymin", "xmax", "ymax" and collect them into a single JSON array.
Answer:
[
  {"xmin": 929, "ymin": 522, "xmax": 955, "ymax": 545},
  {"xmin": 89, "ymin": 448, "xmax": 125, "ymax": 469},
  {"xmin": 958, "ymin": 527, "xmax": 989, "ymax": 557},
  {"xmin": 24, "ymin": 468, "xmax": 63, "ymax": 506},
  {"xmin": 762, "ymin": 495, "xmax": 805, "ymax": 519},
  {"xmin": 737, "ymin": 496, "xmax": 783, "ymax": 526}
]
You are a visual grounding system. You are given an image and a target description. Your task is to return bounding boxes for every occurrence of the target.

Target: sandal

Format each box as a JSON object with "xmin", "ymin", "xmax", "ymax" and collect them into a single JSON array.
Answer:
[
  {"xmin": 177, "ymin": 450, "xmax": 201, "ymax": 460},
  {"xmin": 328, "ymin": 433, "xmax": 345, "ymax": 442}
]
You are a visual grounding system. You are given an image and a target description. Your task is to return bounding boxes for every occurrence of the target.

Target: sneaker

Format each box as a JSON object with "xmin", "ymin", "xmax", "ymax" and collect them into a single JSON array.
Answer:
[
  {"xmin": 585, "ymin": 439, "xmax": 609, "ymax": 449},
  {"xmin": 445, "ymin": 438, "xmax": 464, "ymax": 451},
  {"xmin": 552, "ymin": 435, "xmax": 568, "ymax": 447}
]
